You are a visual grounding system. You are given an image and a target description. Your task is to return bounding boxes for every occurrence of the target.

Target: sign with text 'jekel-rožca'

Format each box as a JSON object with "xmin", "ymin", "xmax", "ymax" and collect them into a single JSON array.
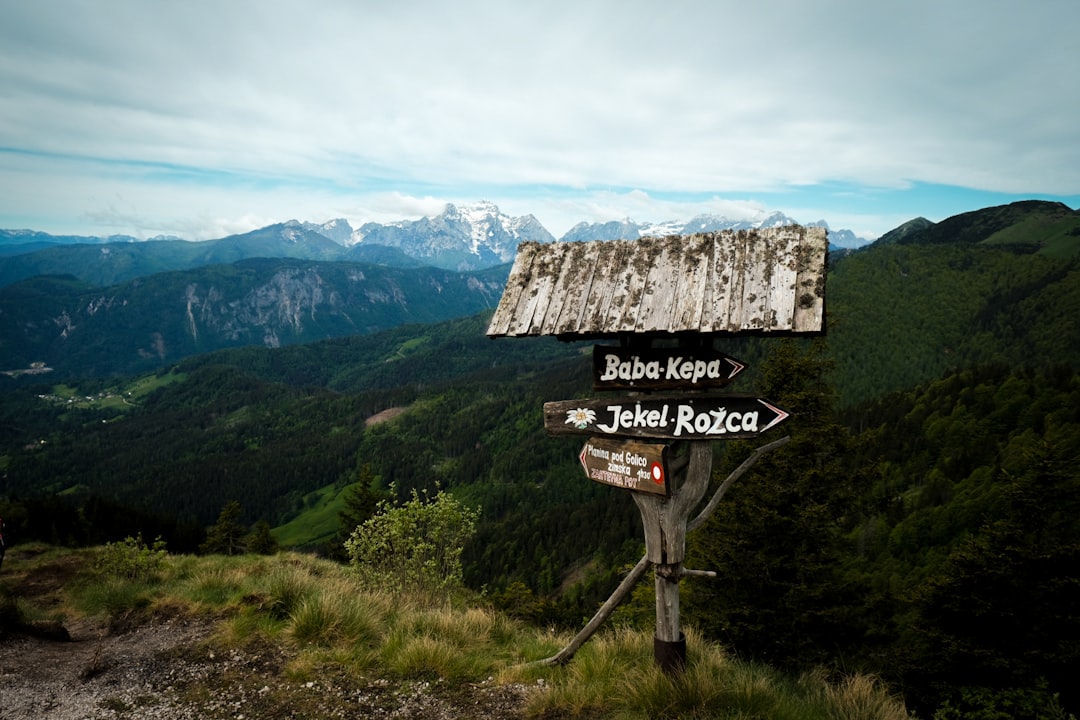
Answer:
[
  {"xmin": 592, "ymin": 346, "xmax": 745, "ymax": 391},
  {"xmin": 546, "ymin": 394, "xmax": 789, "ymax": 441}
]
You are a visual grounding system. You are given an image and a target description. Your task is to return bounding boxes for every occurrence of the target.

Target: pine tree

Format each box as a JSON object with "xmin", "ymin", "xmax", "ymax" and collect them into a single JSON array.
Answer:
[
  {"xmin": 200, "ymin": 500, "xmax": 248, "ymax": 556},
  {"xmin": 245, "ymin": 519, "xmax": 280, "ymax": 555},
  {"xmin": 684, "ymin": 338, "xmax": 866, "ymax": 669},
  {"xmin": 328, "ymin": 463, "xmax": 386, "ymax": 559}
]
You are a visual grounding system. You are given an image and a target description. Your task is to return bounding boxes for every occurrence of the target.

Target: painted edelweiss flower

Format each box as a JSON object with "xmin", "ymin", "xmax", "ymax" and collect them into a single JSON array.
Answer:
[{"xmin": 566, "ymin": 408, "xmax": 596, "ymax": 429}]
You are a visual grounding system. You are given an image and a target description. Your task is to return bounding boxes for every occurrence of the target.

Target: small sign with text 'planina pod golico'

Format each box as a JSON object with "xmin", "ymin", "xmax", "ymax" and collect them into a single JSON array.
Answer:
[{"xmin": 579, "ymin": 437, "xmax": 669, "ymax": 496}]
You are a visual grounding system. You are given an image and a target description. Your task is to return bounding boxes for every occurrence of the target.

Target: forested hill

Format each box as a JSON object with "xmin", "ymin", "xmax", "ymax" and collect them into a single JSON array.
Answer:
[
  {"xmin": 176, "ymin": 221, "xmax": 1080, "ymax": 407},
  {"xmin": 0, "ymin": 258, "xmax": 509, "ymax": 378},
  {"xmin": 825, "ymin": 234, "xmax": 1080, "ymax": 405},
  {"xmin": 883, "ymin": 199, "xmax": 1080, "ymax": 252}
]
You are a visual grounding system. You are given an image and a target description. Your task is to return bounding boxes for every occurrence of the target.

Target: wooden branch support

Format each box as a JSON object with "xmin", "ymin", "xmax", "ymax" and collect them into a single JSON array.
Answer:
[
  {"xmin": 529, "ymin": 554, "xmax": 651, "ymax": 667},
  {"xmin": 687, "ymin": 435, "xmax": 791, "ymax": 534},
  {"xmin": 529, "ymin": 435, "xmax": 790, "ymax": 669}
]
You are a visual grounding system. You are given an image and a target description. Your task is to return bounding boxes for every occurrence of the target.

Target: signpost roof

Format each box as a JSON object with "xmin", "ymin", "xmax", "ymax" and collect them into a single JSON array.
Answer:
[{"xmin": 486, "ymin": 226, "xmax": 827, "ymax": 340}]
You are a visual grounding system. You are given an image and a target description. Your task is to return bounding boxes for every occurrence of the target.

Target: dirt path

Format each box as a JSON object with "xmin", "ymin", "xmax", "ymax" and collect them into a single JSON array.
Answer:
[
  {"xmin": 0, "ymin": 615, "xmax": 219, "ymax": 720},
  {"xmin": 0, "ymin": 547, "xmax": 533, "ymax": 719}
]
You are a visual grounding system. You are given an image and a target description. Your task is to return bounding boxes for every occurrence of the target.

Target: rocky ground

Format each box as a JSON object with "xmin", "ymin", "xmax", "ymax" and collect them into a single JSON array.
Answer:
[{"xmin": 0, "ymin": 548, "xmax": 537, "ymax": 720}]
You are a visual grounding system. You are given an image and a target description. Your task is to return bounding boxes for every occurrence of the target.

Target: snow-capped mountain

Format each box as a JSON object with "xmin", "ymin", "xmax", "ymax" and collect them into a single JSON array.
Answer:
[
  {"xmin": 302, "ymin": 218, "xmax": 353, "ymax": 245},
  {"xmin": 299, "ymin": 204, "xmax": 872, "ymax": 266},
  {"xmin": 561, "ymin": 211, "xmax": 805, "ymax": 243},
  {"xmin": 348, "ymin": 201, "xmax": 555, "ymax": 271},
  {"xmin": 560, "ymin": 218, "xmax": 648, "ymax": 243},
  {"xmin": 559, "ymin": 211, "xmax": 870, "ymax": 250},
  {"xmin": 2, "ymin": 202, "xmax": 872, "ymax": 282}
]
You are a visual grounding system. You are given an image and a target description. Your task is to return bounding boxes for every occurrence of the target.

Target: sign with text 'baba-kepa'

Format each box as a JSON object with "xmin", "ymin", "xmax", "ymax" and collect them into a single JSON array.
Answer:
[
  {"xmin": 546, "ymin": 395, "xmax": 789, "ymax": 441},
  {"xmin": 592, "ymin": 346, "xmax": 745, "ymax": 391}
]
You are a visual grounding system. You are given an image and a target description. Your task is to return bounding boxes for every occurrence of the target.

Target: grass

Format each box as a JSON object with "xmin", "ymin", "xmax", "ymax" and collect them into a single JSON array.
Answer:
[
  {"xmin": 982, "ymin": 214, "xmax": 1080, "ymax": 258},
  {"xmin": 271, "ymin": 482, "xmax": 350, "ymax": 547},
  {"xmin": 0, "ymin": 544, "xmax": 914, "ymax": 719},
  {"xmin": 386, "ymin": 335, "xmax": 431, "ymax": 361}
]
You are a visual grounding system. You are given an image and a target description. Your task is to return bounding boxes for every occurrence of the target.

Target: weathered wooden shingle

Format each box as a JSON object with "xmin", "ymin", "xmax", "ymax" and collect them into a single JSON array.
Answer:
[{"xmin": 486, "ymin": 226, "xmax": 826, "ymax": 338}]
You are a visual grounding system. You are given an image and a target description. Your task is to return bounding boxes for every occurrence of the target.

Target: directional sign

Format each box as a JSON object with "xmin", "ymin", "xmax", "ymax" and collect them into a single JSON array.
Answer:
[
  {"xmin": 593, "ymin": 346, "xmax": 745, "ymax": 391},
  {"xmin": 579, "ymin": 437, "xmax": 669, "ymax": 496},
  {"xmin": 546, "ymin": 394, "xmax": 789, "ymax": 441}
]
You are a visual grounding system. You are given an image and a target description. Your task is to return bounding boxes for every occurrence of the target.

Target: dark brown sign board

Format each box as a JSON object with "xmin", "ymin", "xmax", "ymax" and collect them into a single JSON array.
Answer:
[
  {"xmin": 593, "ymin": 345, "xmax": 745, "ymax": 391},
  {"xmin": 579, "ymin": 437, "xmax": 669, "ymax": 496},
  {"xmin": 547, "ymin": 394, "xmax": 789, "ymax": 441}
]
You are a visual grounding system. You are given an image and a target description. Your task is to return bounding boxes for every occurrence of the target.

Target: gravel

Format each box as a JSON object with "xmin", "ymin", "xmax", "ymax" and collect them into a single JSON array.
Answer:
[{"xmin": 0, "ymin": 616, "xmax": 535, "ymax": 720}]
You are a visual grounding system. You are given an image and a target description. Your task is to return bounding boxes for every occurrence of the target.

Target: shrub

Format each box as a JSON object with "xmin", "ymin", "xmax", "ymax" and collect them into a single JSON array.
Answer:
[
  {"xmin": 96, "ymin": 533, "xmax": 168, "ymax": 581},
  {"xmin": 344, "ymin": 486, "xmax": 479, "ymax": 599}
]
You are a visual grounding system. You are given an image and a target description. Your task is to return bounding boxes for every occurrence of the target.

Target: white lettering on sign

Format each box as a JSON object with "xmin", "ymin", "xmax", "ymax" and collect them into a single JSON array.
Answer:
[
  {"xmin": 595, "ymin": 403, "xmax": 670, "ymax": 433},
  {"xmin": 599, "ymin": 353, "xmax": 732, "ymax": 386},
  {"xmin": 589, "ymin": 467, "xmax": 638, "ymax": 488},
  {"xmin": 672, "ymin": 405, "xmax": 760, "ymax": 436},
  {"xmin": 596, "ymin": 402, "xmax": 761, "ymax": 437},
  {"xmin": 552, "ymin": 396, "xmax": 787, "ymax": 440},
  {"xmin": 586, "ymin": 444, "xmax": 610, "ymax": 460},
  {"xmin": 600, "ymin": 353, "xmax": 662, "ymax": 382}
]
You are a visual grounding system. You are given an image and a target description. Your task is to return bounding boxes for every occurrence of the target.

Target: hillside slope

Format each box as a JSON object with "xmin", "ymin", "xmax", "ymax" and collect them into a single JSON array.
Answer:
[
  {"xmin": 0, "ymin": 259, "xmax": 509, "ymax": 378},
  {"xmin": 888, "ymin": 199, "xmax": 1080, "ymax": 254},
  {"xmin": 827, "ymin": 240, "xmax": 1080, "ymax": 406},
  {"xmin": 0, "ymin": 545, "xmax": 913, "ymax": 720}
]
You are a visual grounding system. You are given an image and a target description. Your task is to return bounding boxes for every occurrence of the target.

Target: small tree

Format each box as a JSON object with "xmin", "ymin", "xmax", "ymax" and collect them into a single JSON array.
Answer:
[
  {"xmin": 245, "ymin": 519, "xmax": 280, "ymax": 555},
  {"xmin": 328, "ymin": 463, "xmax": 387, "ymax": 559},
  {"xmin": 344, "ymin": 486, "xmax": 479, "ymax": 598},
  {"xmin": 200, "ymin": 500, "xmax": 247, "ymax": 556}
]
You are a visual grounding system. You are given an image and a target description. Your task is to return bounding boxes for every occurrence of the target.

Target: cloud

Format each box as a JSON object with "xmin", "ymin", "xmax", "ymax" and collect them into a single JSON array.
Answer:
[{"xmin": 0, "ymin": 0, "xmax": 1077, "ymax": 240}]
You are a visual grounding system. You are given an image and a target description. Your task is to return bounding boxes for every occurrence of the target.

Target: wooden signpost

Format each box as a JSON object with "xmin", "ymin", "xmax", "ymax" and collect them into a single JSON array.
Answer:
[{"xmin": 485, "ymin": 227, "xmax": 828, "ymax": 675}]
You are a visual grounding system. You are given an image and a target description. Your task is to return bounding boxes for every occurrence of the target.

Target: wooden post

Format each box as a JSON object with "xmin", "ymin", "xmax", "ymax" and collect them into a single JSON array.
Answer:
[{"xmin": 632, "ymin": 441, "xmax": 713, "ymax": 674}]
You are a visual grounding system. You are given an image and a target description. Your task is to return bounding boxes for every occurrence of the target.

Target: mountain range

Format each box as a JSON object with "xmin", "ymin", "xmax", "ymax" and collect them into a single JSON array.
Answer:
[
  {"xmin": 558, "ymin": 211, "xmax": 865, "ymax": 250},
  {"xmin": 1, "ymin": 199, "xmax": 1077, "ymax": 382},
  {"xmin": 0, "ymin": 201, "xmax": 868, "ymax": 284}
]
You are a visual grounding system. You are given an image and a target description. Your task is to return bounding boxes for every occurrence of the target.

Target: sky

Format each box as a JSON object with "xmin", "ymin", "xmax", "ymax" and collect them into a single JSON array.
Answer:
[{"xmin": 1, "ymin": 0, "xmax": 1077, "ymax": 242}]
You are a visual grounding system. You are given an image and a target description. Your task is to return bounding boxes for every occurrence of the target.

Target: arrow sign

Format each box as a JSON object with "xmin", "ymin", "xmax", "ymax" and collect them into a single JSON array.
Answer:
[
  {"xmin": 546, "ymin": 394, "xmax": 789, "ymax": 441},
  {"xmin": 579, "ymin": 437, "xmax": 669, "ymax": 496},
  {"xmin": 593, "ymin": 345, "xmax": 746, "ymax": 391}
]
